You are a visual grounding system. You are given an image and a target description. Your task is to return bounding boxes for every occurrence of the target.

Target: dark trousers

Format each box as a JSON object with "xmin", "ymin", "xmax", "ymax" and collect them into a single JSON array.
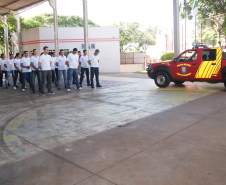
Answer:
[
  {"xmin": 91, "ymin": 67, "xmax": 100, "ymax": 87},
  {"xmin": 51, "ymin": 70, "xmax": 56, "ymax": 84},
  {"xmin": 57, "ymin": 70, "xmax": 67, "ymax": 89},
  {"xmin": 55, "ymin": 68, "xmax": 59, "ymax": 85},
  {"xmin": 31, "ymin": 70, "xmax": 41, "ymax": 93},
  {"xmin": 40, "ymin": 70, "xmax": 52, "ymax": 93},
  {"xmin": 67, "ymin": 68, "xmax": 79, "ymax": 89},
  {"xmin": 12, "ymin": 70, "xmax": 19, "ymax": 87},
  {"xmin": 21, "ymin": 72, "xmax": 31, "ymax": 89},
  {"xmin": 0, "ymin": 71, "xmax": 3, "ymax": 87},
  {"xmin": 80, "ymin": 68, "xmax": 90, "ymax": 86}
]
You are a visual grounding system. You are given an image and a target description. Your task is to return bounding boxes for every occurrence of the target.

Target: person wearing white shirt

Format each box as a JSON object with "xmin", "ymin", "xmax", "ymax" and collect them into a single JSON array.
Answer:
[
  {"xmin": 20, "ymin": 51, "xmax": 32, "ymax": 92},
  {"xmin": 51, "ymin": 52, "xmax": 57, "ymax": 85},
  {"xmin": 39, "ymin": 46, "xmax": 54, "ymax": 94},
  {"xmin": 79, "ymin": 50, "xmax": 90, "ymax": 87},
  {"xmin": 30, "ymin": 49, "xmax": 41, "ymax": 94},
  {"xmin": 13, "ymin": 53, "xmax": 21, "ymax": 89},
  {"xmin": 56, "ymin": 49, "xmax": 67, "ymax": 90},
  {"xmin": 66, "ymin": 48, "xmax": 80, "ymax": 91},
  {"xmin": 1, "ymin": 54, "xmax": 11, "ymax": 88},
  {"xmin": 0, "ymin": 56, "xmax": 3, "ymax": 87},
  {"xmin": 8, "ymin": 54, "xmax": 15, "ymax": 89},
  {"xmin": 90, "ymin": 49, "xmax": 102, "ymax": 88}
]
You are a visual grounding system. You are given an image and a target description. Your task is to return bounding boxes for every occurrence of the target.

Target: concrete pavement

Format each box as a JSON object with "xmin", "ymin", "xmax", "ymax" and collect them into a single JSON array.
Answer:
[{"xmin": 1, "ymin": 74, "xmax": 226, "ymax": 185}]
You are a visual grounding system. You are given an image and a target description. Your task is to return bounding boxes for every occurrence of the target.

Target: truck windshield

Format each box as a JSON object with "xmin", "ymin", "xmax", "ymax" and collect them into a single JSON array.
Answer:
[{"xmin": 178, "ymin": 50, "xmax": 197, "ymax": 62}]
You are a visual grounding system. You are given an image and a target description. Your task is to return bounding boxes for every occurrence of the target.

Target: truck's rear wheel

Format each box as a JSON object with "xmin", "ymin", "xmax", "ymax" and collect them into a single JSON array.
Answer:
[{"xmin": 154, "ymin": 72, "xmax": 170, "ymax": 88}]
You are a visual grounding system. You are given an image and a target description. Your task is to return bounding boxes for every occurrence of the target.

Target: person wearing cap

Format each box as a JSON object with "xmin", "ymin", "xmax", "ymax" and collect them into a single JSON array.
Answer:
[{"xmin": 66, "ymin": 48, "xmax": 80, "ymax": 92}]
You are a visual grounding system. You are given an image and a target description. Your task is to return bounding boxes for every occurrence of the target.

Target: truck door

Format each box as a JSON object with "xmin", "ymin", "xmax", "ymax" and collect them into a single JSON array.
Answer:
[
  {"xmin": 195, "ymin": 48, "xmax": 222, "ymax": 79},
  {"xmin": 172, "ymin": 50, "xmax": 199, "ymax": 80}
]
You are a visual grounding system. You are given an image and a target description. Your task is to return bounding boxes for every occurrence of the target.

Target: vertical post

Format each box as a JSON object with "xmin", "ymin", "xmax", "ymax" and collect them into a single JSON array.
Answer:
[
  {"xmin": 49, "ymin": 0, "xmax": 59, "ymax": 54},
  {"xmin": 184, "ymin": 0, "xmax": 187, "ymax": 50},
  {"xmin": 200, "ymin": 23, "xmax": 203, "ymax": 43},
  {"xmin": 194, "ymin": 15, "xmax": 197, "ymax": 44},
  {"xmin": 3, "ymin": 15, "xmax": 9, "ymax": 58},
  {"xmin": 83, "ymin": 0, "xmax": 89, "ymax": 50},
  {"xmin": 16, "ymin": 15, "xmax": 22, "ymax": 53},
  {"xmin": 173, "ymin": 0, "xmax": 180, "ymax": 56}
]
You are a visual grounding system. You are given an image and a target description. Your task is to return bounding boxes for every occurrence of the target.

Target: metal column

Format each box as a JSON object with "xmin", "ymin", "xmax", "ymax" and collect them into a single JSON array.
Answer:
[
  {"xmin": 83, "ymin": 0, "xmax": 89, "ymax": 50},
  {"xmin": 2, "ymin": 15, "xmax": 9, "ymax": 58},
  {"xmin": 49, "ymin": 0, "xmax": 59, "ymax": 54},
  {"xmin": 16, "ymin": 15, "xmax": 22, "ymax": 53},
  {"xmin": 173, "ymin": 0, "xmax": 180, "ymax": 56}
]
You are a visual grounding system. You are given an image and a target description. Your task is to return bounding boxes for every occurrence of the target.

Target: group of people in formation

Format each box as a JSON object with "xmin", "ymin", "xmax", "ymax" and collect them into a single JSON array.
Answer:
[{"xmin": 0, "ymin": 46, "xmax": 102, "ymax": 95}]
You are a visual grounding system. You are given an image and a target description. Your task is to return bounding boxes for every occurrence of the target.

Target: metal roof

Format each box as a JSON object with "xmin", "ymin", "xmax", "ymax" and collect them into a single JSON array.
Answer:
[{"xmin": 0, "ymin": 0, "xmax": 46, "ymax": 15}]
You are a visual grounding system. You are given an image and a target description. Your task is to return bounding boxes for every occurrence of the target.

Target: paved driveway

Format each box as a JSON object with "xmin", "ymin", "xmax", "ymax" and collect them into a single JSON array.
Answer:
[{"xmin": 0, "ymin": 73, "xmax": 222, "ymax": 166}]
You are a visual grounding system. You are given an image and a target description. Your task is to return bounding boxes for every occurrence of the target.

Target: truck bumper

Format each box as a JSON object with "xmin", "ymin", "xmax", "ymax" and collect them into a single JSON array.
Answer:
[{"xmin": 146, "ymin": 66, "xmax": 155, "ymax": 79}]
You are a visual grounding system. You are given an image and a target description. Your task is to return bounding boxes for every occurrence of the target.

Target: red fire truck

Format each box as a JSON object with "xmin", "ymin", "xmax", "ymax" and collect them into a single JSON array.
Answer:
[{"xmin": 147, "ymin": 47, "xmax": 226, "ymax": 88}]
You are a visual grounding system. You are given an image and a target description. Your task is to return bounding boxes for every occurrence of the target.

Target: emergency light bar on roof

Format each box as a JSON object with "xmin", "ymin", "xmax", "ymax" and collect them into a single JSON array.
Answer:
[{"xmin": 0, "ymin": 0, "xmax": 46, "ymax": 15}]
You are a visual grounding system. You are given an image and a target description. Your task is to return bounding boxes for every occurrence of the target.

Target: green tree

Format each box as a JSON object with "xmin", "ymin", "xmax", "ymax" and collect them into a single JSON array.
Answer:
[
  {"xmin": 117, "ymin": 22, "xmax": 156, "ymax": 52},
  {"xmin": 189, "ymin": 0, "xmax": 226, "ymax": 44},
  {"xmin": 0, "ymin": 14, "xmax": 97, "ymax": 52},
  {"xmin": 0, "ymin": 15, "xmax": 17, "ymax": 53},
  {"xmin": 21, "ymin": 14, "xmax": 97, "ymax": 29}
]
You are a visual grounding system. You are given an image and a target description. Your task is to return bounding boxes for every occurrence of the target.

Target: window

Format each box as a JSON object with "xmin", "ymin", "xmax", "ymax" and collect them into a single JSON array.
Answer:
[
  {"xmin": 202, "ymin": 49, "xmax": 216, "ymax": 61},
  {"xmin": 223, "ymin": 52, "xmax": 226, "ymax": 60},
  {"xmin": 81, "ymin": 43, "xmax": 96, "ymax": 50},
  {"xmin": 177, "ymin": 50, "xmax": 197, "ymax": 62}
]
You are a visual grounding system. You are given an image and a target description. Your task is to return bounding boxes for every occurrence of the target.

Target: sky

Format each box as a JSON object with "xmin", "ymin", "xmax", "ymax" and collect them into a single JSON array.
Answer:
[{"xmin": 20, "ymin": 0, "xmax": 173, "ymax": 29}]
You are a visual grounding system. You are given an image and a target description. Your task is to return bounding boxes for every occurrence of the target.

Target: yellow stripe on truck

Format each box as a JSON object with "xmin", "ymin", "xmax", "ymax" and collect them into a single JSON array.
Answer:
[{"xmin": 195, "ymin": 48, "xmax": 222, "ymax": 79}]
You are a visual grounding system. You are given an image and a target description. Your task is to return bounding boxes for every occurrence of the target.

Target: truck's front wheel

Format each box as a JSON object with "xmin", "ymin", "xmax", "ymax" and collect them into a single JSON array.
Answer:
[{"xmin": 154, "ymin": 72, "xmax": 170, "ymax": 88}]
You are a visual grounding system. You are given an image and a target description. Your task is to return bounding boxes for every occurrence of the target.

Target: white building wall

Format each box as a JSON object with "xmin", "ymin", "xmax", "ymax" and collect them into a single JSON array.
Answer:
[{"xmin": 21, "ymin": 27, "xmax": 120, "ymax": 73}]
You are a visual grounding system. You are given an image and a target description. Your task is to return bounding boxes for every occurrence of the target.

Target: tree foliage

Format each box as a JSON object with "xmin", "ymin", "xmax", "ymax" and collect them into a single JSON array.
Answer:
[
  {"xmin": 0, "ymin": 15, "xmax": 17, "ymax": 53},
  {"xmin": 21, "ymin": 14, "xmax": 97, "ymax": 29},
  {"xmin": 188, "ymin": 0, "xmax": 226, "ymax": 44},
  {"xmin": 117, "ymin": 22, "xmax": 156, "ymax": 52},
  {"xmin": 0, "ymin": 14, "xmax": 97, "ymax": 53}
]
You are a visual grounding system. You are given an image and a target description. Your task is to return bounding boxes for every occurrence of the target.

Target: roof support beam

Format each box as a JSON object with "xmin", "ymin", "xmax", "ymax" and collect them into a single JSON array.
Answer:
[
  {"xmin": 83, "ymin": 0, "xmax": 89, "ymax": 50},
  {"xmin": 173, "ymin": 0, "xmax": 180, "ymax": 56},
  {"xmin": 49, "ymin": 0, "xmax": 59, "ymax": 54},
  {"xmin": 2, "ymin": 15, "xmax": 9, "ymax": 58}
]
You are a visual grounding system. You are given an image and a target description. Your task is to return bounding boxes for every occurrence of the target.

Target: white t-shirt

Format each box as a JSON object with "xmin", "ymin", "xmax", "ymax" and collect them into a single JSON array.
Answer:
[
  {"xmin": 56, "ymin": 55, "xmax": 67, "ymax": 70},
  {"xmin": 67, "ymin": 53, "xmax": 79, "ymax": 69},
  {"xmin": 9, "ymin": 59, "xmax": 15, "ymax": 71},
  {"xmin": 30, "ymin": 55, "xmax": 39, "ymax": 71},
  {"xmin": 51, "ymin": 57, "xmax": 56, "ymax": 70},
  {"xmin": 90, "ymin": 55, "xmax": 100, "ymax": 68},
  {"xmin": 14, "ymin": 58, "xmax": 21, "ymax": 71},
  {"xmin": 39, "ymin": 54, "xmax": 52, "ymax": 71},
  {"xmin": 1, "ymin": 59, "xmax": 9, "ymax": 71},
  {"xmin": 80, "ymin": 55, "xmax": 90, "ymax": 68},
  {"xmin": 20, "ymin": 57, "xmax": 31, "ymax": 73}
]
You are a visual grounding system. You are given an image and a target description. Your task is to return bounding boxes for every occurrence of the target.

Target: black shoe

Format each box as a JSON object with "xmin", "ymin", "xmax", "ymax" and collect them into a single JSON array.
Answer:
[
  {"xmin": 91, "ymin": 85, "xmax": 95, "ymax": 89},
  {"xmin": 96, "ymin": 85, "xmax": 102, "ymax": 88}
]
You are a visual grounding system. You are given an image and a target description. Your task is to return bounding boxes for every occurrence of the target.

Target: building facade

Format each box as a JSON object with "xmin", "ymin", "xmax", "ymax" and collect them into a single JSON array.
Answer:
[{"xmin": 21, "ymin": 27, "xmax": 120, "ymax": 73}]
